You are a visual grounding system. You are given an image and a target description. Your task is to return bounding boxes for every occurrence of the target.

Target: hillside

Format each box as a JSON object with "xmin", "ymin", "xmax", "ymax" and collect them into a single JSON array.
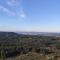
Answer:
[
  {"xmin": 6, "ymin": 52, "xmax": 47, "ymax": 60},
  {"xmin": 16, "ymin": 32, "xmax": 60, "ymax": 36},
  {"xmin": 0, "ymin": 32, "xmax": 60, "ymax": 60}
]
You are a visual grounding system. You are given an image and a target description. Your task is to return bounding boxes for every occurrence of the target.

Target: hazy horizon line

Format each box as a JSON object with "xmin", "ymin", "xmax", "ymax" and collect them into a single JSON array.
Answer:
[{"xmin": 0, "ymin": 30, "xmax": 60, "ymax": 33}]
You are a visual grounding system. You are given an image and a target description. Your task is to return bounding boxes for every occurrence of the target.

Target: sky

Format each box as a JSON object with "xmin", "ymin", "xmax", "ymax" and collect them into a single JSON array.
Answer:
[{"xmin": 0, "ymin": 0, "xmax": 60, "ymax": 32}]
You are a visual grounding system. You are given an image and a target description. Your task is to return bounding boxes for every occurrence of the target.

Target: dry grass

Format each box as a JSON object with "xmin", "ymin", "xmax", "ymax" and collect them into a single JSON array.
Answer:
[
  {"xmin": 0, "ymin": 52, "xmax": 60, "ymax": 60},
  {"xmin": 5, "ymin": 52, "xmax": 47, "ymax": 60}
]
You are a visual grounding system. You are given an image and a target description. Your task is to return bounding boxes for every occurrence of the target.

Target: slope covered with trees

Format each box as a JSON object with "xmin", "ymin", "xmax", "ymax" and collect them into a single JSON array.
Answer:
[{"xmin": 0, "ymin": 32, "xmax": 60, "ymax": 60}]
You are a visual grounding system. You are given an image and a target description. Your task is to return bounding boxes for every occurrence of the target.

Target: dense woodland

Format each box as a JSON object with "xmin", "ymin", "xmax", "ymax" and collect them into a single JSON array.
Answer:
[{"xmin": 0, "ymin": 32, "xmax": 60, "ymax": 60}]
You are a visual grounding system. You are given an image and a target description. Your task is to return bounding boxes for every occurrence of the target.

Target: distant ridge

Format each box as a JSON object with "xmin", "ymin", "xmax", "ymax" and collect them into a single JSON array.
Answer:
[
  {"xmin": 0, "ymin": 31, "xmax": 60, "ymax": 37},
  {"xmin": 0, "ymin": 31, "xmax": 18, "ymax": 35},
  {"xmin": 16, "ymin": 32, "xmax": 60, "ymax": 36}
]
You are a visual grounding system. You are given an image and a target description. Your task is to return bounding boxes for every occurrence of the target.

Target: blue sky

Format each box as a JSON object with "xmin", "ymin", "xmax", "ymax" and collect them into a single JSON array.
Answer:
[{"xmin": 0, "ymin": 0, "xmax": 60, "ymax": 32}]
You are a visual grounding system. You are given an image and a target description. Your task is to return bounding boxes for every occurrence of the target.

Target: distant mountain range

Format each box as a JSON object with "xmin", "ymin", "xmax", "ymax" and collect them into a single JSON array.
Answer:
[
  {"xmin": 16, "ymin": 32, "xmax": 60, "ymax": 36},
  {"xmin": 0, "ymin": 31, "xmax": 60, "ymax": 47},
  {"xmin": 0, "ymin": 31, "xmax": 60, "ymax": 37}
]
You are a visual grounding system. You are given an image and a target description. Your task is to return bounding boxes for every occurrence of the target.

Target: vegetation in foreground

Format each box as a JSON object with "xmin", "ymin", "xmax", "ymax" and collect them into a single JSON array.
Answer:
[{"xmin": 0, "ymin": 32, "xmax": 60, "ymax": 60}]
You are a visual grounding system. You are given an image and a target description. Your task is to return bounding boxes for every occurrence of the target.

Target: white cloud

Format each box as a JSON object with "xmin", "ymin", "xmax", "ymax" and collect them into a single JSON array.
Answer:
[
  {"xmin": 7, "ymin": 0, "xmax": 20, "ymax": 6},
  {"xmin": 0, "ymin": 5, "xmax": 15, "ymax": 16},
  {"xmin": 20, "ymin": 13, "xmax": 26, "ymax": 18},
  {"xmin": 0, "ymin": 5, "xmax": 26, "ymax": 19},
  {"xmin": 18, "ymin": 10, "xmax": 26, "ymax": 18},
  {"xmin": 0, "ymin": 0, "xmax": 26, "ymax": 20},
  {"xmin": 6, "ymin": 0, "xmax": 26, "ymax": 19}
]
